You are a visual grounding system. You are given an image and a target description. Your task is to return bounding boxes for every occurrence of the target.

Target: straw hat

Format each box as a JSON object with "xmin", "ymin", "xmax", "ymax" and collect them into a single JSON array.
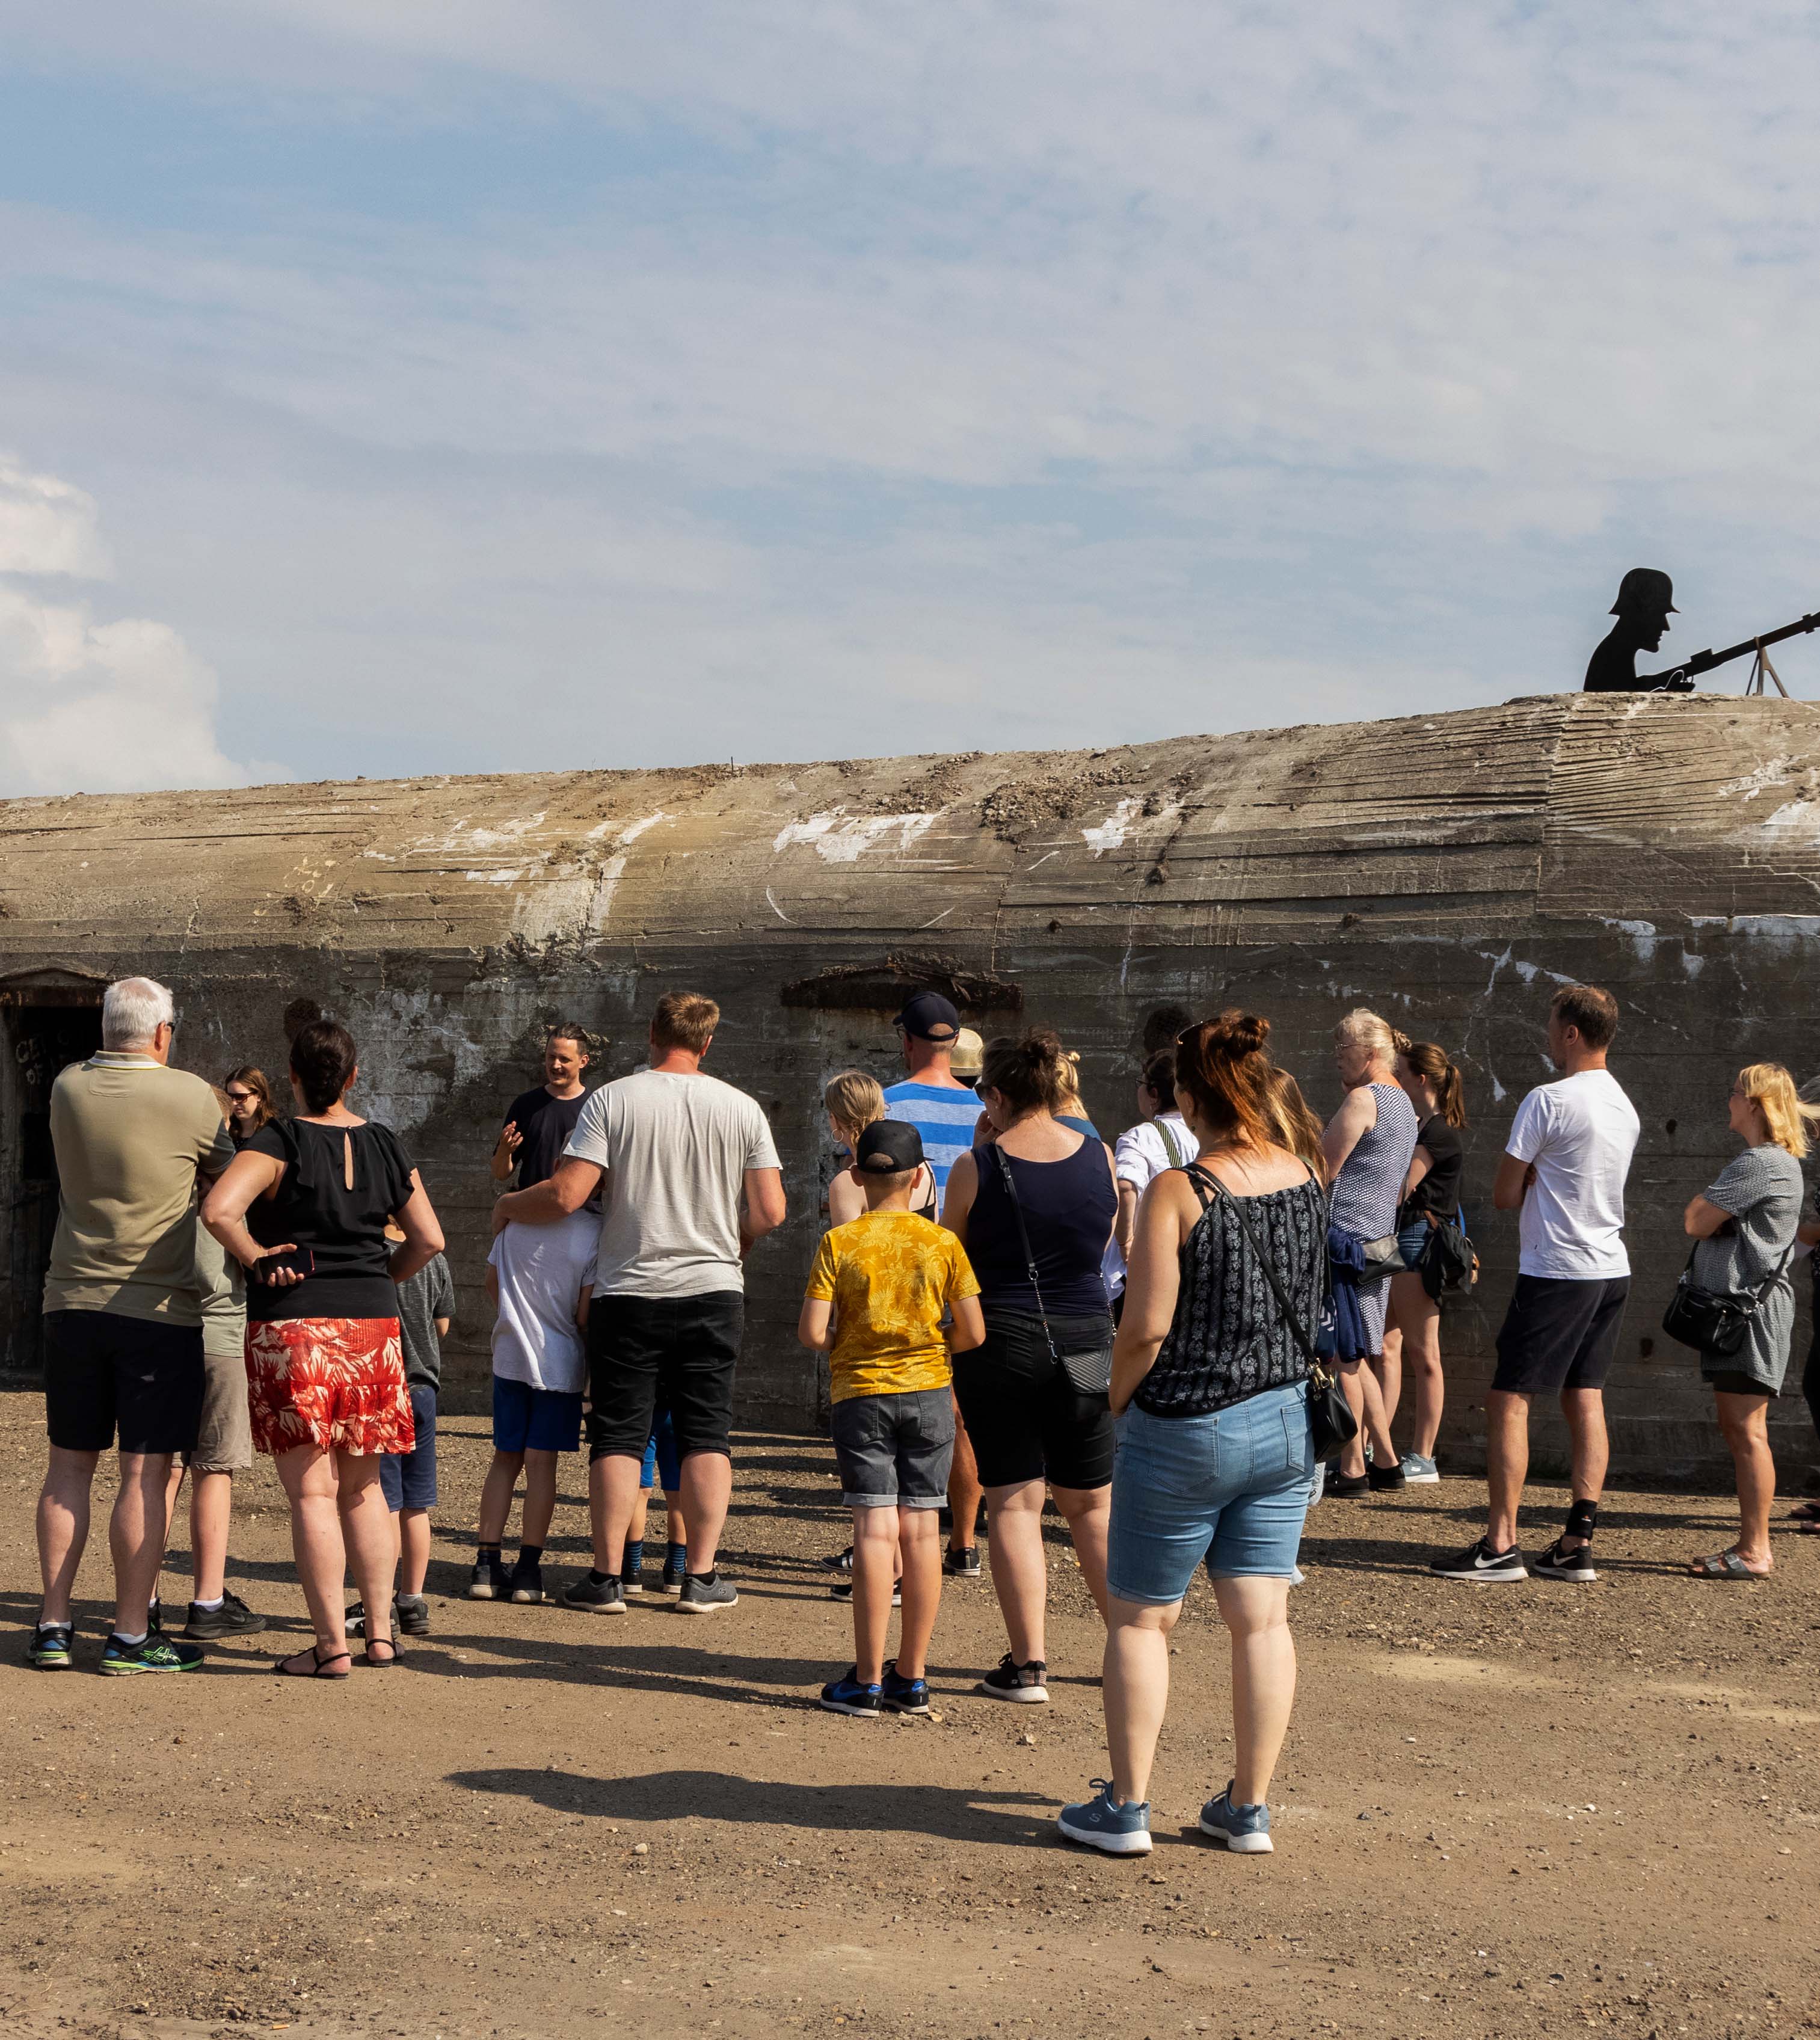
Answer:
[{"xmin": 949, "ymin": 1027, "xmax": 984, "ymax": 1080}]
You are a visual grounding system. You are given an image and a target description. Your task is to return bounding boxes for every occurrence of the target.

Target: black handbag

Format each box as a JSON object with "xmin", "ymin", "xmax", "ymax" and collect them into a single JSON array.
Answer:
[
  {"xmin": 1414, "ymin": 1208, "xmax": 1478, "ymax": 1301},
  {"xmin": 1185, "ymin": 1164, "xmax": 1358, "ymax": 1463},
  {"xmin": 1661, "ymin": 1241, "xmax": 1791, "ymax": 1357},
  {"xmin": 1356, "ymin": 1232, "xmax": 1406, "ymax": 1284},
  {"xmin": 991, "ymin": 1145, "xmax": 1113, "ymax": 1396}
]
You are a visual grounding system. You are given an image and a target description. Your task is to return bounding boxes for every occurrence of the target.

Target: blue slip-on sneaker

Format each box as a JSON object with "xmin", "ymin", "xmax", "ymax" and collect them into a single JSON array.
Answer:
[
  {"xmin": 28, "ymin": 1624, "xmax": 73, "ymax": 1671},
  {"xmin": 1198, "ymin": 1783, "xmax": 1273, "ymax": 1853},
  {"xmin": 1399, "ymin": 1452, "xmax": 1440, "ymax": 1483},
  {"xmin": 1058, "ymin": 1780, "xmax": 1152, "ymax": 1856},
  {"xmin": 819, "ymin": 1668, "xmax": 883, "ymax": 1718},
  {"xmin": 99, "ymin": 1633, "xmax": 204, "ymax": 1676},
  {"xmin": 881, "ymin": 1664, "xmax": 929, "ymax": 1715}
]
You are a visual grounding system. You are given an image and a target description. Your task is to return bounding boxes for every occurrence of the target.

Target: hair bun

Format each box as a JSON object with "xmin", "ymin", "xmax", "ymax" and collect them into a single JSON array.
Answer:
[{"xmin": 1207, "ymin": 1009, "xmax": 1269, "ymax": 1058}]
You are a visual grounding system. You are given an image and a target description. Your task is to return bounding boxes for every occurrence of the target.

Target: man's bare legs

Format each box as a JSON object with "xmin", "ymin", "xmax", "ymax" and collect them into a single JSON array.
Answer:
[
  {"xmin": 592, "ymin": 1449, "xmax": 730, "ymax": 1575},
  {"xmin": 1559, "ymin": 1387, "xmax": 1609, "ymax": 1552},
  {"xmin": 162, "ymin": 1463, "xmax": 236, "ymax": 1603},
  {"xmin": 1483, "ymin": 1389, "xmax": 1531, "ymax": 1552},
  {"xmin": 37, "ymin": 1445, "xmax": 99, "ymax": 1627},
  {"xmin": 108, "ymin": 1451, "xmax": 175, "ymax": 1637}
]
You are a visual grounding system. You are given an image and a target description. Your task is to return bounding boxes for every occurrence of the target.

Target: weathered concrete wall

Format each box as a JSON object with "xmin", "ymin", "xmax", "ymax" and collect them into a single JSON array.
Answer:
[{"xmin": 3, "ymin": 693, "xmax": 1817, "ymax": 1479}]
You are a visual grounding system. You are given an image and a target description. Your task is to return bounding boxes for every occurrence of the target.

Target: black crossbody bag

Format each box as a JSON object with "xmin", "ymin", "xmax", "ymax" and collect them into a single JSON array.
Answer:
[
  {"xmin": 1184, "ymin": 1163, "xmax": 1357, "ymax": 1463},
  {"xmin": 991, "ymin": 1145, "xmax": 1114, "ymax": 1397},
  {"xmin": 1661, "ymin": 1241, "xmax": 1793, "ymax": 1358}
]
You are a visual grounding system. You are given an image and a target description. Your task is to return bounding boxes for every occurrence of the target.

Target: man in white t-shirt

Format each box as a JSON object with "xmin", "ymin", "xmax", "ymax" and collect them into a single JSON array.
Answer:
[
  {"xmin": 1432, "ymin": 984, "xmax": 1640, "ymax": 1587},
  {"xmin": 491, "ymin": 991, "xmax": 785, "ymax": 1615}
]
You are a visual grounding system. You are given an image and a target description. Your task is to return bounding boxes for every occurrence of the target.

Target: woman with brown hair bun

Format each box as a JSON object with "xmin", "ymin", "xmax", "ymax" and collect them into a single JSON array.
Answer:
[
  {"xmin": 203, "ymin": 1021, "xmax": 445, "ymax": 1677},
  {"xmin": 1058, "ymin": 1011, "xmax": 1321, "ymax": 1858},
  {"xmin": 1383, "ymin": 1042, "xmax": 1469, "ymax": 1481},
  {"xmin": 941, "ymin": 1028, "xmax": 1119, "ymax": 1704}
]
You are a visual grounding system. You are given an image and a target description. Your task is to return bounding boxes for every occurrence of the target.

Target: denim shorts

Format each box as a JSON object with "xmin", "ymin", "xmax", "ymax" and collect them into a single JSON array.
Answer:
[
  {"xmin": 1107, "ymin": 1381, "xmax": 1313, "ymax": 1604},
  {"xmin": 1396, "ymin": 1216, "xmax": 1430, "ymax": 1272},
  {"xmin": 380, "ymin": 1384, "xmax": 438, "ymax": 1511},
  {"xmin": 830, "ymin": 1389, "xmax": 956, "ymax": 1508},
  {"xmin": 493, "ymin": 1377, "xmax": 585, "ymax": 1454}
]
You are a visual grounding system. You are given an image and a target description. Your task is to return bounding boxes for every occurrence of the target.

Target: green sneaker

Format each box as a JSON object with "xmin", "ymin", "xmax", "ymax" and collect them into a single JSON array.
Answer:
[
  {"xmin": 28, "ymin": 1624, "xmax": 73, "ymax": 1671},
  {"xmin": 99, "ymin": 1633, "xmax": 204, "ymax": 1676}
]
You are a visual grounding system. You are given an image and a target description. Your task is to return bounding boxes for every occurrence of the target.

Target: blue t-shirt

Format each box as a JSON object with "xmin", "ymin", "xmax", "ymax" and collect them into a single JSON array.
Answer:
[{"xmin": 883, "ymin": 1079, "xmax": 979, "ymax": 1212}]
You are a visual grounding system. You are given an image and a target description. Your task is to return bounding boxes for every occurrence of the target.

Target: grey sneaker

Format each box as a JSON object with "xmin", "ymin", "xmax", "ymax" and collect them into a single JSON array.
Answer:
[
  {"xmin": 562, "ymin": 1574, "xmax": 627, "ymax": 1614},
  {"xmin": 1198, "ymin": 1783, "xmax": 1273, "ymax": 1854},
  {"xmin": 676, "ymin": 1572, "xmax": 739, "ymax": 1615},
  {"xmin": 1399, "ymin": 1452, "xmax": 1440, "ymax": 1484},
  {"xmin": 1058, "ymin": 1780, "xmax": 1152, "ymax": 1856},
  {"xmin": 395, "ymin": 1593, "xmax": 431, "ymax": 1636}
]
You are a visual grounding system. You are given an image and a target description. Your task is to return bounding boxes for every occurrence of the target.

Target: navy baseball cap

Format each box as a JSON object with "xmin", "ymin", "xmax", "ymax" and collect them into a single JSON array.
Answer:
[
  {"xmin": 894, "ymin": 991, "xmax": 961, "ymax": 1042},
  {"xmin": 855, "ymin": 1120, "xmax": 924, "ymax": 1173}
]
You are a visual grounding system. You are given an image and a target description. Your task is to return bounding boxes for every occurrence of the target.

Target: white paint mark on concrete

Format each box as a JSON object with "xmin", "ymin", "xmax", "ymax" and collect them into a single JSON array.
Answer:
[
  {"xmin": 765, "ymin": 888, "xmax": 794, "ymax": 924},
  {"xmin": 772, "ymin": 810, "xmax": 939, "ymax": 862},
  {"xmin": 1600, "ymin": 918, "xmax": 1659, "ymax": 964},
  {"xmin": 1082, "ymin": 798, "xmax": 1142, "ymax": 857}
]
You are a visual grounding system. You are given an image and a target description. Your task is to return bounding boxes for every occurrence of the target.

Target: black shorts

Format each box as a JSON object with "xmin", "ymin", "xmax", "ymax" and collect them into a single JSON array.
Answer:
[
  {"xmin": 952, "ymin": 1308, "xmax": 1116, "ymax": 1492},
  {"xmin": 585, "ymin": 1291, "xmax": 743, "ymax": 1463},
  {"xmin": 1490, "ymin": 1276, "xmax": 1629, "ymax": 1395},
  {"xmin": 44, "ymin": 1309, "xmax": 206, "ymax": 1456}
]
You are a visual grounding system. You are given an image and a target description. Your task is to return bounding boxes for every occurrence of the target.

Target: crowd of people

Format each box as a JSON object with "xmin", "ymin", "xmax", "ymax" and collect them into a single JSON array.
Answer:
[{"xmin": 24, "ymin": 971, "xmax": 1820, "ymax": 1855}]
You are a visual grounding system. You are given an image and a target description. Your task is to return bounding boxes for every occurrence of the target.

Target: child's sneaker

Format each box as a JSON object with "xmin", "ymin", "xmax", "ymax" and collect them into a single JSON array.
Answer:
[
  {"xmin": 660, "ymin": 1543, "xmax": 687, "ymax": 1597},
  {"xmin": 508, "ymin": 1558, "xmax": 545, "ymax": 1605},
  {"xmin": 619, "ymin": 1540, "xmax": 645, "ymax": 1596},
  {"xmin": 1198, "ymin": 1783, "xmax": 1273, "ymax": 1853},
  {"xmin": 978, "ymin": 1652, "xmax": 1047, "ymax": 1703},
  {"xmin": 819, "ymin": 1668, "xmax": 882, "ymax": 1718},
  {"xmin": 830, "ymin": 1579, "xmax": 901, "ymax": 1606},
  {"xmin": 395, "ymin": 1594, "xmax": 431, "ymax": 1636},
  {"xmin": 99, "ymin": 1633, "xmax": 204, "ymax": 1676},
  {"xmin": 467, "ymin": 1555, "xmax": 512, "ymax": 1600},
  {"xmin": 943, "ymin": 1544, "xmax": 982, "ymax": 1578},
  {"xmin": 820, "ymin": 1545, "xmax": 855, "ymax": 1575},
  {"xmin": 881, "ymin": 1664, "xmax": 929, "ymax": 1715},
  {"xmin": 1058, "ymin": 1780, "xmax": 1152, "ymax": 1855},
  {"xmin": 183, "ymin": 1591, "xmax": 266, "ymax": 1638},
  {"xmin": 28, "ymin": 1623, "xmax": 73, "ymax": 1671}
]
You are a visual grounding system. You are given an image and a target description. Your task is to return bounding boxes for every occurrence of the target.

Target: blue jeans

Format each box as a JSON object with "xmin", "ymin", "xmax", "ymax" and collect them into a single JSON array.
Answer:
[{"xmin": 1107, "ymin": 1382, "xmax": 1313, "ymax": 1604}]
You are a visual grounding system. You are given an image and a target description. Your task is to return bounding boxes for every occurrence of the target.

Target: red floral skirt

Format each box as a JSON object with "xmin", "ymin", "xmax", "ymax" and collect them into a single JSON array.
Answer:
[{"xmin": 245, "ymin": 1318, "xmax": 415, "ymax": 1457}]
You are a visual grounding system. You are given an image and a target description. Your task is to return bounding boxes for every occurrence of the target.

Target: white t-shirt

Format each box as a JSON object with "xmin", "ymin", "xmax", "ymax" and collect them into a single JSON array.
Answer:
[
  {"xmin": 1505, "ymin": 1068, "xmax": 1640, "ymax": 1280},
  {"xmin": 564, "ymin": 1069, "xmax": 782, "ymax": 1298},
  {"xmin": 1113, "ymin": 1111, "xmax": 1195, "ymax": 1195},
  {"xmin": 488, "ymin": 1211, "xmax": 599, "ymax": 1393}
]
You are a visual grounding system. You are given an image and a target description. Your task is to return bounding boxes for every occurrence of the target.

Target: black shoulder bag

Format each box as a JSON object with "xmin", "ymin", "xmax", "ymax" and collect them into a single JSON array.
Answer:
[
  {"xmin": 1661, "ymin": 1239, "xmax": 1793, "ymax": 1358},
  {"xmin": 991, "ymin": 1145, "xmax": 1113, "ymax": 1397},
  {"xmin": 1184, "ymin": 1163, "xmax": 1357, "ymax": 1463}
]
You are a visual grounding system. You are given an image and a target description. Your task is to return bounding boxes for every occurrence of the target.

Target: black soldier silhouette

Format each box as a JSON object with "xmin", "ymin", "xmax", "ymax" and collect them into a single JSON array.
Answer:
[{"xmin": 1583, "ymin": 568, "xmax": 1692, "ymax": 693}]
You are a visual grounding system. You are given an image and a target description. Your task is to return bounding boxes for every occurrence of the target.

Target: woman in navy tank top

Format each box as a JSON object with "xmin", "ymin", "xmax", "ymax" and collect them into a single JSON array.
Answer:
[{"xmin": 941, "ymin": 1030, "xmax": 1119, "ymax": 1706}]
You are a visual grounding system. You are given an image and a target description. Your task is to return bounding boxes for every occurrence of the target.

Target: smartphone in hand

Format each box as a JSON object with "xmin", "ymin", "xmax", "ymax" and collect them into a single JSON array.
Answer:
[{"xmin": 257, "ymin": 1247, "xmax": 316, "ymax": 1282}]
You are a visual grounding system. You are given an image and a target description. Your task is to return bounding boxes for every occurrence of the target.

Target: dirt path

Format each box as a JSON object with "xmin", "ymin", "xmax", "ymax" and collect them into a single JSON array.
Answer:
[{"xmin": 1, "ymin": 1401, "xmax": 1816, "ymax": 2039}]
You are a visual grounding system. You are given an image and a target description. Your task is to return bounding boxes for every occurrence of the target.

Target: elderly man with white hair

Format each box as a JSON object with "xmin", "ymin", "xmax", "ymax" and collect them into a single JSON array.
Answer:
[{"xmin": 31, "ymin": 976, "xmax": 235, "ymax": 1675}]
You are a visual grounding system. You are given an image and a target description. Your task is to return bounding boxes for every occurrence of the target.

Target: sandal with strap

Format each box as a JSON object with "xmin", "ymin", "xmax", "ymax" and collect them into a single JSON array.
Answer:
[
  {"xmin": 363, "ymin": 1636, "xmax": 403, "ymax": 1668},
  {"xmin": 1689, "ymin": 1550, "xmax": 1769, "ymax": 1580},
  {"xmin": 274, "ymin": 1642, "xmax": 352, "ymax": 1679}
]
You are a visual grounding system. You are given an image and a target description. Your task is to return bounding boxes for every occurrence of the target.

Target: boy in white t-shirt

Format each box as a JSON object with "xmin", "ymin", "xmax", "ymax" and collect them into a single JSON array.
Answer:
[
  {"xmin": 1431, "ymin": 985, "xmax": 1640, "ymax": 1588},
  {"xmin": 470, "ymin": 1209, "xmax": 598, "ymax": 1606}
]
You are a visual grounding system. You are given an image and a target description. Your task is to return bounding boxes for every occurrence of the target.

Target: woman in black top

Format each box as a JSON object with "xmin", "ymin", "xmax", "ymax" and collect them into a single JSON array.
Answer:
[
  {"xmin": 204, "ymin": 1021, "xmax": 444, "ymax": 1677},
  {"xmin": 942, "ymin": 1030, "xmax": 1118, "ymax": 1705},
  {"xmin": 1383, "ymin": 1041, "xmax": 1468, "ymax": 1481},
  {"xmin": 1058, "ymin": 1012, "xmax": 1321, "ymax": 1859}
]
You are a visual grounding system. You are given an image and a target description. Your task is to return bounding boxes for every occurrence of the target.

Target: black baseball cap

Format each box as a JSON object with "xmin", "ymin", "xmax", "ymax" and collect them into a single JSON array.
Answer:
[
  {"xmin": 855, "ymin": 1120, "xmax": 924, "ymax": 1173},
  {"xmin": 894, "ymin": 991, "xmax": 961, "ymax": 1042}
]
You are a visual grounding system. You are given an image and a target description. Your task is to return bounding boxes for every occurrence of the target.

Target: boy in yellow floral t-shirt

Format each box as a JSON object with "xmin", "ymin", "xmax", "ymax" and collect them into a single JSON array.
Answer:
[{"xmin": 799, "ymin": 1120, "xmax": 984, "ymax": 1718}]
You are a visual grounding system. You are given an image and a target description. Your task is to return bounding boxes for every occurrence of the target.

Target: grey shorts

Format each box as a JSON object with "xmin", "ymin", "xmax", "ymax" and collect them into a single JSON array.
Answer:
[
  {"xmin": 187, "ymin": 1343, "xmax": 253, "ymax": 1473},
  {"xmin": 830, "ymin": 1389, "xmax": 955, "ymax": 1508}
]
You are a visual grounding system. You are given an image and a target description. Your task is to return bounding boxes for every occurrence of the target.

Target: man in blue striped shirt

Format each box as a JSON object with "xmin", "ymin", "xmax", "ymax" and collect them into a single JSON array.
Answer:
[{"xmin": 883, "ymin": 991, "xmax": 986, "ymax": 1575}]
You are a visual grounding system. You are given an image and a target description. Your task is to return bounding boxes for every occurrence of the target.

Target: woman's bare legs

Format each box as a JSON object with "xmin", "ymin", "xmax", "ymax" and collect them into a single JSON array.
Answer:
[
  {"xmin": 1389, "ymin": 1271, "xmax": 1444, "ymax": 1458},
  {"xmin": 337, "ymin": 1452, "xmax": 397, "ymax": 1650},
  {"xmin": 1102, "ymin": 1596, "xmax": 1180, "ymax": 1804},
  {"xmin": 1713, "ymin": 1390, "xmax": 1775, "ymax": 1573},
  {"xmin": 1050, "ymin": 1482, "xmax": 1112, "ymax": 1623},
  {"xmin": 274, "ymin": 1444, "xmax": 351, "ymax": 1666},
  {"xmin": 1212, "ymin": 1575, "xmax": 1297, "ymax": 1805},
  {"xmin": 983, "ymin": 1479, "xmax": 1050, "ymax": 1664},
  {"xmin": 1337, "ymin": 1361, "xmax": 1397, "ymax": 1478}
]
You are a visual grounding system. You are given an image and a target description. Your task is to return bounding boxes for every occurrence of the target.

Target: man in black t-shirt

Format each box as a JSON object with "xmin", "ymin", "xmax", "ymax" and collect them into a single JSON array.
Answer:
[{"xmin": 491, "ymin": 1027, "xmax": 592, "ymax": 1190}]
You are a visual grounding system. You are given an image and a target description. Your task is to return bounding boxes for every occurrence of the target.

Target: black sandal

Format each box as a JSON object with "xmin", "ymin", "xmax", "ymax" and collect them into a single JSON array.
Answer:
[
  {"xmin": 274, "ymin": 1642, "xmax": 351, "ymax": 1680},
  {"xmin": 363, "ymin": 1636, "xmax": 402, "ymax": 1668}
]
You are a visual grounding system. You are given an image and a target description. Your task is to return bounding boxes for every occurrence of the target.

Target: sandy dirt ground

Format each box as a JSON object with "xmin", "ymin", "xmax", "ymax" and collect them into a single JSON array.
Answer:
[{"xmin": 1, "ymin": 1396, "xmax": 1816, "ymax": 2040}]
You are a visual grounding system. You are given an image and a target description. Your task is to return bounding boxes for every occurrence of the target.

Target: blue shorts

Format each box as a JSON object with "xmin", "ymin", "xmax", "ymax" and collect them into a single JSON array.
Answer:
[
  {"xmin": 1396, "ymin": 1216, "xmax": 1430, "ymax": 1272},
  {"xmin": 493, "ymin": 1377, "xmax": 585, "ymax": 1455},
  {"xmin": 638, "ymin": 1407, "xmax": 682, "ymax": 1492},
  {"xmin": 1107, "ymin": 1381, "xmax": 1313, "ymax": 1604},
  {"xmin": 379, "ymin": 1385, "xmax": 438, "ymax": 1511}
]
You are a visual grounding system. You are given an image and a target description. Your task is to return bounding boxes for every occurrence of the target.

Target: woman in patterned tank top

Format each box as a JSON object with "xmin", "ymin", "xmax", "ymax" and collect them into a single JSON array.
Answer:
[{"xmin": 1056, "ymin": 1011, "xmax": 1321, "ymax": 1861}]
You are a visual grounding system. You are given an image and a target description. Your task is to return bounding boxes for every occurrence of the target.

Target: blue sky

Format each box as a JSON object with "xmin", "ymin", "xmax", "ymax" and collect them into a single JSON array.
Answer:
[{"xmin": 2, "ymin": 1, "xmax": 1818, "ymax": 793}]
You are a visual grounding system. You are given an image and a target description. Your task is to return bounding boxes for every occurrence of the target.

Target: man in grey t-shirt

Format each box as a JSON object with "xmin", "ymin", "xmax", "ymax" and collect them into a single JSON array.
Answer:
[{"xmin": 491, "ymin": 991, "xmax": 785, "ymax": 1615}]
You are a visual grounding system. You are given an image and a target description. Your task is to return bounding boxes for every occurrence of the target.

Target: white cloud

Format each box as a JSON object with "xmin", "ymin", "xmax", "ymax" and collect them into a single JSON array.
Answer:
[{"xmin": 0, "ymin": 454, "xmax": 285, "ymax": 796}]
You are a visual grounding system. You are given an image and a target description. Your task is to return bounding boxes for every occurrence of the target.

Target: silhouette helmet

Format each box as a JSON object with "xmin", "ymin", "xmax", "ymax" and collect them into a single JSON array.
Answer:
[{"xmin": 1611, "ymin": 567, "xmax": 1677, "ymax": 616}]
